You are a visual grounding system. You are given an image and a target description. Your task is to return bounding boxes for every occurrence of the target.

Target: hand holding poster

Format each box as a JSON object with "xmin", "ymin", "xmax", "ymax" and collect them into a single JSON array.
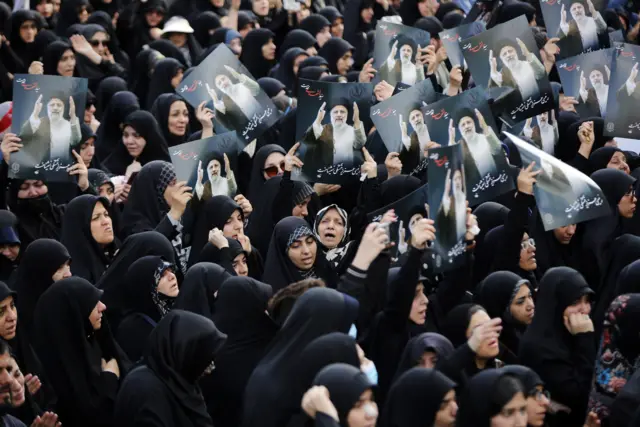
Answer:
[
  {"xmin": 370, "ymin": 80, "xmax": 439, "ymax": 175},
  {"xmin": 10, "ymin": 74, "xmax": 88, "ymax": 182},
  {"xmin": 509, "ymin": 109, "xmax": 560, "ymax": 156},
  {"xmin": 169, "ymin": 132, "xmax": 241, "ymax": 201},
  {"xmin": 428, "ymin": 143, "xmax": 468, "ymax": 270},
  {"xmin": 461, "ymin": 16, "xmax": 554, "ymax": 122},
  {"xmin": 604, "ymin": 43, "xmax": 640, "ymax": 138},
  {"xmin": 176, "ymin": 45, "xmax": 280, "ymax": 143},
  {"xmin": 504, "ymin": 131, "xmax": 610, "ymax": 230},
  {"xmin": 556, "ymin": 49, "xmax": 614, "ymax": 118},
  {"xmin": 422, "ymin": 87, "xmax": 514, "ymax": 205},
  {"xmin": 295, "ymin": 79, "xmax": 373, "ymax": 183},
  {"xmin": 373, "ymin": 21, "xmax": 431, "ymax": 87}
]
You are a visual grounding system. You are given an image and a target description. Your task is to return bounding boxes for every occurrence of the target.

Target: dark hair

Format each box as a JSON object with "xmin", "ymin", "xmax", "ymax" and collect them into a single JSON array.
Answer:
[
  {"xmin": 268, "ymin": 278, "xmax": 326, "ymax": 325},
  {"xmin": 0, "ymin": 339, "xmax": 11, "ymax": 356},
  {"xmin": 490, "ymin": 375, "xmax": 525, "ymax": 417}
]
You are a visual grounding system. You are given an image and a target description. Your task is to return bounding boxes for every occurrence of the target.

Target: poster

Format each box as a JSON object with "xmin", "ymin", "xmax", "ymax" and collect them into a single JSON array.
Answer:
[
  {"xmin": 440, "ymin": 22, "xmax": 479, "ymax": 70},
  {"xmin": 10, "ymin": 74, "xmax": 88, "ymax": 181},
  {"xmin": 604, "ymin": 43, "xmax": 640, "ymax": 138},
  {"xmin": 556, "ymin": 49, "xmax": 614, "ymax": 118},
  {"xmin": 294, "ymin": 79, "xmax": 373, "ymax": 184},
  {"xmin": 423, "ymin": 87, "xmax": 514, "ymax": 205},
  {"xmin": 176, "ymin": 45, "xmax": 280, "ymax": 143},
  {"xmin": 169, "ymin": 132, "xmax": 241, "ymax": 200},
  {"xmin": 461, "ymin": 16, "xmax": 554, "ymax": 122},
  {"xmin": 373, "ymin": 21, "xmax": 431, "ymax": 87},
  {"xmin": 506, "ymin": 132, "xmax": 610, "ymax": 230}
]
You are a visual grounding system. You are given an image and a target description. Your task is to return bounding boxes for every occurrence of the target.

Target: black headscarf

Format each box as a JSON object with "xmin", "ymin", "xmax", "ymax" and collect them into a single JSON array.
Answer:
[
  {"xmin": 319, "ymin": 6, "xmax": 344, "ymax": 26},
  {"xmin": 394, "ymin": 332, "xmax": 454, "ymax": 380},
  {"xmin": 398, "ymin": 0, "xmax": 422, "ymax": 26},
  {"xmin": 262, "ymin": 217, "xmax": 337, "ymax": 292},
  {"xmin": 197, "ymin": 239, "xmax": 248, "ymax": 276},
  {"xmin": 312, "ymin": 363, "xmax": 373, "ymax": 426},
  {"xmin": 97, "ymin": 231, "xmax": 176, "ymax": 329},
  {"xmin": 299, "ymin": 14, "xmax": 331, "ymax": 38},
  {"xmin": 87, "ymin": 11, "xmax": 129, "ymax": 69},
  {"xmin": 60, "ymin": 195, "xmax": 118, "ymax": 284},
  {"xmin": 379, "ymin": 175, "xmax": 422, "ymax": 207},
  {"xmin": 95, "ymin": 91, "xmax": 140, "ymax": 165},
  {"xmin": 271, "ymin": 47, "xmax": 307, "ymax": 92},
  {"xmin": 32, "ymin": 29, "xmax": 59, "ymax": 63},
  {"xmin": 240, "ymin": 28, "xmax": 276, "ymax": 79},
  {"xmin": 615, "ymin": 259, "xmax": 640, "ymax": 296},
  {"xmin": 173, "ymin": 262, "xmax": 231, "ymax": 318},
  {"xmin": 192, "ymin": 11, "xmax": 221, "ymax": 47},
  {"xmin": 12, "ymin": 239, "xmax": 70, "ymax": 343},
  {"xmin": 279, "ymin": 29, "xmax": 317, "ymax": 56},
  {"xmin": 297, "ymin": 66, "xmax": 328, "ymax": 81},
  {"xmin": 42, "ymin": 41, "xmax": 73, "ymax": 76},
  {"xmin": 472, "ymin": 202, "xmax": 510, "ymax": 284},
  {"xmin": 380, "ymin": 368, "xmax": 456, "ymax": 427},
  {"xmin": 55, "ymin": 0, "xmax": 91, "ymax": 36},
  {"xmin": 205, "ymin": 276, "xmax": 277, "ymax": 427},
  {"xmin": 33, "ymin": 277, "xmax": 129, "ymax": 427},
  {"xmin": 247, "ymin": 144, "xmax": 286, "ymax": 202},
  {"xmin": 130, "ymin": 48, "xmax": 164, "ymax": 108},
  {"xmin": 145, "ymin": 58, "xmax": 184, "ymax": 110},
  {"xmin": 318, "ymin": 38, "xmax": 354, "ymax": 75},
  {"xmin": 258, "ymin": 77, "xmax": 286, "ymax": 98},
  {"xmin": 148, "ymin": 39, "xmax": 189, "ymax": 67},
  {"xmin": 102, "ymin": 110, "xmax": 171, "ymax": 175},
  {"xmin": 114, "ymin": 310, "xmax": 226, "ymax": 427},
  {"xmin": 95, "ymin": 76, "xmax": 129, "ymax": 118},
  {"xmin": 120, "ymin": 255, "xmax": 176, "ymax": 322},
  {"xmin": 7, "ymin": 10, "xmax": 43, "ymax": 73},
  {"xmin": 589, "ymin": 146, "xmax": 624, "ymax": 173},
  {"xmin": 494, "ymin": 1, "xmax": 536, "ymax": 24},
  {"xmin": 501, "ymin": 364, "xmax": 544, "ymax": 393},
  {"xmin": 151, "ymin": 93, "xmax": 190, "ymax": 147},
  {"xmin": 242, "ymin": 287, "xmax": 359, "ymax": 427},
  {"xmin": 121, "ymin": 161, "xmax": 176, "ymax": 237}
]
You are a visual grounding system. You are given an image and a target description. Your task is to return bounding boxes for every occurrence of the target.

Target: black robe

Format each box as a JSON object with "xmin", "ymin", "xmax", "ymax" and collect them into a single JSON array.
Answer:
[{"xmin": 173, "ymin": 262, "xmax": 231, "ymax": 318}]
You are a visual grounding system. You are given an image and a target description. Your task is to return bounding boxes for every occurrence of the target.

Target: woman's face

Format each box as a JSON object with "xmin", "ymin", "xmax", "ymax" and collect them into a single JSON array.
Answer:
[
  {"xmin": 519, "ymin": 233, "xmax": 537, "ymax": 271},
  {"xmin": 419, "ymin": 350, "xmax": 437, "ymax": 369},
  {"xmin": 78, "ymin": 6, "xmax": 90, "ymax": 23},
  {"xmin": 223, "ymin": 209, "xmax": 244, "ymax": 240},
  {"xmin": 316, "ymin": 27, "xmax": 332, "ymax": 48},
  {"xmin": 293, "ymin": 54, "xmax": 309, "ymax": 75},
  {"xmin": 526, "ymin": 386, "xmax": 550, "ymax": 427},
  {"xmin": 409, "ymin": 283, "xmax": 429, "ymax": 325},
  {"xmin": 618, "ymin": 186, "xmax": 637, "ymax": 218},
  {"xmin": 0, "ymin": 296, "xmax": 17, "ymax": 341},
  {"xmin": 89, "ymin": 301, "xmax": 107, "ymax": 330},
  {"xmin": 553, "ymin": 224, "xmax": 576, "ymax": 244},
  {"xmin": 17, "ymin": 180, "xmax": 48, "ymax": 199},
  {"xmin": 145, "ymin": 9, "xmax": 165, "ymax": 27},
  {"xmin": 168, "ymin": 101, "xmax": 189, "ymax": 136},
  {"xmin": 253, "ymin": 0, "xmax": 270, "ymax": 16},
  {"xmin": 52, "ymin": 260, "xmax": 72, "ymax": 282},
  {"xmin": 418, "ymin": 0, "xmax": 439, "ymax": 17},
  {"xmin": 347, "ymin": 389, "xmax": 378, "ymax": 427},
  {"xmin": 509, "ymin": 284, "xmax": 535, "ymax": 325},
  {"xmin": 434, "ymin": 389, "xmax": 458, "ymax": 427},
  {"xmin": 317, "ymin": 208, "xmax": 345, "ymax": 249},
  {"xmin": 84, "ymin": 103, "xmax": 96, "ymax": 124},
  {"xmin": 98, "ymin": 183, "xmax": 115, "ymax": 204},
  {"xmin": 262, "ymin": 39, "xmax": 277, "ymax": 60},
  {"xmin": 122, "ymin": 125, "xmax": 147, "ymax": 158},
  {"xmin": 157, "ymin": 268, "xmax": 179, "ymax": 297},
  {"xmin": 36, "ymin": 0, "xmax": 54, "ymax": 18},
  {"xmin": 19, "ymin": 20, "xmax": 38, "ymax": 43},
  {"xmin": 466, "ymin": 310, "xmax": 500, "ymax": 359},
  {"xmin": 453, "ymin": 170, "xmax": 463, "ymax": 192},
  {"xmin": 168, "ymin": 33, "xmax": 188, "ymax": 48},
  {"xmin": 563, "ymin": 294, "xmax": 591, "ymax": 320},
  {"xmin": 211, "ymin": 0, "xmax": 225, "ymax": 7},
  {"xmin": 90, "ymin": 202, "xmax": 114, "ymax": 246},
  {"xmin": 287, "ymin": 235, "xmax": 317, "ymax": 270},
  {"xmin": 337, "ymin": 51, "xmax": 354, "ymax": 75},
  {"xmin": 608, "ymin": 151, "xmax": 630, "ymax": 174},
  {"xmin": 57, "ymin": 49, "xmax": 76, "ymax": 77},
  {"xmin": 233, "ymin": 253, "xmax": 248, "ymax": 276},
  {"xmin": 292, "ymin": 196, "xmax": 311, "ymax": 217},
  {"xmin": 360, "ymin": 7, "xmax": 374, "ymax": 24},
  {"xmin": 331, "ymin": 18, "xmax": 345, "ymax": 38},
  {"xmin": 89, "ymin": 31, "xmax": 109, "ymax": 57},
  {"xmin": 9, "ymin": 358, "xmax": 25, "ymax": 407},
  {"xmin": 79, "ymin": 138, "xmax": 95, "ymax": 166},
  {"xmin": 263, "ymin": 152, "xmax": 285, "ymax": 180},
  {"xmin": 229, "ymin": 37, "xmax": 243, "ymax": 56},
  {"xmin": 490, "ymin": 392, "xmax": 528, "ymax": 427},
  {"xmin": 171, "ymin": 68, "xmax": 184, "ymax": 89}
]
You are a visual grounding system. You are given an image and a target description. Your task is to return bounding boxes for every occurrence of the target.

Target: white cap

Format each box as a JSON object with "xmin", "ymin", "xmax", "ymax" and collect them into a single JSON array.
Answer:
[{"xmin": 161, "ymin": 16, "xmax": 194, "ymax": 35}]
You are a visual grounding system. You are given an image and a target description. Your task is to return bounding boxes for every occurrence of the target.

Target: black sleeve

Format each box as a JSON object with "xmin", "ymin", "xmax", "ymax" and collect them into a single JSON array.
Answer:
[
  {"xmin": 154, "ymin": 216, "xmax": 179, "ymax": 242},
  {"xmin": 567, "ymin": 152, "xmax": 592, "ymax": 175},
  {"xmin": 314, "ymin": 413, "xmax": 341, "ymax": 427},
  {"xmin": 435, "ymin": 342, "xmax": 476, "ymax": 385},
  {"xmin": 384, "ymin": 248, "xmax": 423, "ymax": 329},
  {"xmin": 272, "ymin": 170, "xmax": 295, "ymax": 224},
  {"xmin": 98, "ymin": 59, "xmax": 128, "ymax": 81},
  {"xmin": 491, "ymin": 192, "xmax": 534, "ymax": 272},
  {"xmin": 432, "ymin": 249, "xmax": 474, "ymax": 319}
]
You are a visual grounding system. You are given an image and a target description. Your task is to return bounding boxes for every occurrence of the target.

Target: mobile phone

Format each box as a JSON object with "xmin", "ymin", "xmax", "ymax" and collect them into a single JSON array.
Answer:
[
  {"xmin": 127, "ymin": 171, "xmax": 139, "ymax": 185},
  {"xmin": 375, "ymin": 222, "xmax": 391, "ymax": 243}
]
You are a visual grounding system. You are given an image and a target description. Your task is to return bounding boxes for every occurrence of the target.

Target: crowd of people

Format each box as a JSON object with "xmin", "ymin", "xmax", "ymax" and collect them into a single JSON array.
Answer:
[{"xmin": 0, "ymin": 0, "xmax": 638, "ymax": 426}]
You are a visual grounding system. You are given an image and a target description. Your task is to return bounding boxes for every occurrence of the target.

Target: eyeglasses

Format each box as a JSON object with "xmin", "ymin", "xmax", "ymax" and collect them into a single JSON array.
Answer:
[
  {"xmin": 263, "ymin": 161, "xmax": 286, "ymax": 178},
  {"xmin": 521, "ymin": 238, "xmax": 536, "ymax": 250},
  {"xmin": 530, "ymin": 389, "xmax": 551, "ymax": 401},
  {"xmin": 90, "ymin": 39, "xmax": 110, "ymax": 47}
]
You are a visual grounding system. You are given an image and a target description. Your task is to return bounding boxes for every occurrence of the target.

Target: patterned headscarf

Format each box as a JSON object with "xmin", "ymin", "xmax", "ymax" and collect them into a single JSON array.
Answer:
[{"xmin": 156, "ymin": 162, "xmax": 177, "ymax": 212}]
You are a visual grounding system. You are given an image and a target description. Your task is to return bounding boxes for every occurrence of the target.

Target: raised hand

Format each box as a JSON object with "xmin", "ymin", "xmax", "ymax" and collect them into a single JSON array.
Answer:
[
  {"xmin": 28, "ymin": 61, "xmax": 43, "ymax": 75},
  {"xmin": 389, "ymin": 40, "xmax": 398, "ymax": 59},
  {"xmin": 208, "ymin": 227, "xmax": 229, "ymax": 248},
  {"xmin": 517, "ymin": 161, "xmax": 541, "ymax": 195},
  {"xmin": 560, "ymin": 95, "xmax": 579, "ymax": 112},
  {"xmin": 587, "ymin": 0, "xmax": 596, "ymax": 16},
  {"xmin": 69, "ymin": 96, "xmax": 76, "ymax": 120},
  {"xmin": 315, "ymin": 102, "xmax": 326, "ymax": 125},
  {"xmin": 374, "ymin": 80, "xmax": 394, "ymax": 101},
  {"xmin": 468, "ymin": 317, "xmax": 502, "ymax": 353},
  {"xmin": 475, "ymin": 108, "xmax": 488, "ymax": 132},
  {"xmin": 516, "ymin": 38, "xmax": 529, "ymax": 56},
  {"xmin": 353, "ymin": 222, "xmax": 394, "ymax": 269},
  {"xmin": 32, "ymin": 94, "xmax": 43, "ymax": 120},
  {"xmin": 223, "ymin": 153, "xmax": 231, "ymax": 175},
  {"xmin": 358, "ymin": 58, "xmax": 376, "ymax": 83},
  {"xmin": 629, "ymin": 63, "xmax": 639, "ymax": 85},
  {"xmin": 224, "ymin": 64, "xmax": 241, "ymax": 79},
  {"xmin": 285, "ymin": 142, "xmax": 304, "ymax": 172},
  {"xmin": 580, "ymin": 71, "xmax": 587, "ymax": 93},
  {"xmin": 410, "ymin": 218, "xmax": 436, "ymax": 249},
  {"xmin": 543, "ymin": 37, "xmax": 560, "ymax": 58},
  {"xmin": 561, "ymin": 4, "xmax": 567, "ymax": 27},
  {"xmin": 385, "ymin": 152, "xmax": 402, "ymax": 177},
  {"xmin": 444, "ymin": 168, "xmax": 452, "ymax": 198},
  {"xmin": 449, "ymin": 66, "xmax": 463, "ymax": 88},
  {"xmin": 165, "ymin": 181, "xmax": 193, "ymax": 221},
  {"xmin": 24, "ymin": 373, "xmax": 41, "ymax": 396},
  {"xmin": 399, "ymin": 114, "xmax": 408, "ymax": 136},
  {"xmin": 361, "ymin": 147, "xmax": 377, "ymax": 178},
  {"xmin": 234, "ymin": 194, "xmax": 253, "ymax": 216},
  {"xmin": 68, "ymin": 150, "xmax": 89, "ymax": 191},
  {"xmin": 205, "ymin": 83, "xmax": 219, "ymax": 103},
  {"xmin": 448, "ymin": 119, "xmax": 456, "ymax": 145},
  {"xmin": 489, "ymin": 50, "xmax": 498, "ymax": 75},
  {"xmin": 30, "ymin": 411, "xmax": 62, "ymax": 427},
  {"xmin": 605, "ymin": 64, "xmax": 611, "ymax": 80},
  {"xmin": 196, "ymin": 101, "xmax": 214, "ymax": 128},
  {"xmin": 353, "ymin": 102, "xmax": 361, "ymax": 127},
  {"xmin": 524, "ymin": 117, "xmax": 533, "ymax": 130}
]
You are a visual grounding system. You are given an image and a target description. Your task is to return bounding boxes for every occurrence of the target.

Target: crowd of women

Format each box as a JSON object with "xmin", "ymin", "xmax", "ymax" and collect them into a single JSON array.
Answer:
[{"xmin": 0, "ymin": 0, "xmax": 639, "ymax": 426}]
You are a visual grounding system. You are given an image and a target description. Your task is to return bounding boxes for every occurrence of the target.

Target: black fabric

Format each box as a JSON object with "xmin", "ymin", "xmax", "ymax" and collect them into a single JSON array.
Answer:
[
  {"xmin": 519, "ymin": 267, "xmax": 596, "ymax": 427},
  {"xmin": 130, "ymin": 49, "xmax": 164, "ymax": 109},
  {"xmin": 472, "ymin": 202, "xmax": 510, "ymax": 284},
  {"xmin": 279, "ymin": 29, "xmax": 317, "ymax": 56},
  {"xmin": 151, "ymin": 93, "xmax": 190, "ymax": 147},
  {"xmin": 145, "ymin": 58, "xmax": 184, "ymax": 110},
  {"xmin": 192, "ymin": 12, "xmax": 221, "ymax": 48},
  {"xmin": 102, "ymin": 110, "xmax": 171, "ymax": 175},
  {"xmin": 12, "ymin": 239, "xmax": 70, "ymax": 343},
  {"xmin": 42, "ymin": 40, "xmax": 73, "ymax": 76},
  {"xmin": 86, "ymin": 11, "xmax": 129, "ymax": 71},
  {"xmin": 113, "ymin": 310, "xmax": 226, "ymax": 427},
  {"xmin": 380, "ymin": 368, "xmax": 456, "ymax": 427},
  {"xmin": 173, "ymin": 262, "xmax": 231, "ymax": 318},
  {"xmin": 94, "ymin": 76, "xmax": 129, "ymax": 118},
  {"xmin": 379, "ymin": 175, "xmax": 422, "ymax": 207},
  {"xmin": 258, "ymin": 77, "xmax": 286, "ymax": 98},
  {"xmin": 6, "ymin": 10, "xmax": 43, "ymax": 73},
  {"xmin": 95, "ymin": 91, "xmax": 141, "ymax": 166},
  {"xmin": 148, "ymin": 39, "xmax": 189, "ymax": 68},
  {"xmin": 206, "ymin": 276, "xmax": 278, "ymax": 427},
  {"xmin": 317, "ymin": 38, "xmax": 354, "ymax": 75},
  {"xmin": 97, "ymin": 231, "xmax": 176, "ymax": 330},
  {"xmin": 246, "ymin": 144, "xmax": 286, "ymax": 202},
  {"xmin": 456, "ymin": 369, "xmax": 515, "ymax": 427},
  {"xmin": 33, "ymin": 277, "xmax": 130, "ymax": 427},
  {"xmin": 239, "ymin": 28, "xmax": 276, "ymax": 80},
  {"xmin": 270, "ymin": 47, "xmax": 307, "ymax": 92},
  {"xmin": 589, "ymin": 146, "xmax": 623, "ymax": 173},
  {"xmin": 394, "ymin": 332, "xmax": 454, "ymax": 380},
  {"xmin": 196, "ymin": 239, "xmax": 248, "ymax": 276},
  {"xmin": 242, "ymin": 287, "xmax": 358, "ymax": 427},
  {"xmin": 299, "ymin": 14, "xmax": 331, "ymax": 38},
  {"xmin": 398, "ymin": 0, "xmax": 422, "ymax": 26},
  {"xmin": 614, "ymin": 259, "xmax": 640, "ymax": 296},
  {"xmin": 60, "ymin": 195, "xmax": 117, "ymax": 284},
  {"xmin": 54, "ymin": 0, "xmax": 90, "ymax": 36}
]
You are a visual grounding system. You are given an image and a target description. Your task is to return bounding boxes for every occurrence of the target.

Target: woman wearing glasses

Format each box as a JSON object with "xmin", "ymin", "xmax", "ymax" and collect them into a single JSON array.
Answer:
[{"xmin": 501, "ymin": 365, "xmax": 551, "ymax": 427}]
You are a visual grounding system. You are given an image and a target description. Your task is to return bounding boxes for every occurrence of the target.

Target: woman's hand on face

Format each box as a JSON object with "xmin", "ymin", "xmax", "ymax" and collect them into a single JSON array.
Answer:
[
  {"xmin": 301, "ymin": 386, "xmax": 339, "ymax": 422},
  {"xmin": 468, "ymin": 317, "xmax": 502, "ymax": 353},
  {"xmin": 564, "ymin": 313, "xmax": 594, "ymax": 335}
]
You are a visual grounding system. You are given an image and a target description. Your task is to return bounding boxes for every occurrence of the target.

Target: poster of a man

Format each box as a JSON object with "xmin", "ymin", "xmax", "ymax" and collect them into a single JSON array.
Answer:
[
  {"xmin": 615, "ymin": 62, "xmax": 640, "ymax": 128},
  {"xmin": 378, "ymin": 36, "xmax": 426, "ymax": 87},
  {"xmin": 206, "ymin": 65, "xmax": 262, "ymax": 124},
  {"xmin": 578, "ymin": 65, "xmax": 610, "ymax": 117},
  {"xmin": 435, "ymin": 165, "xmax": 468, "ymax": 250},
  {"xmin": 194, "ymin": 153, "xmax": 238, "ymax": 200},
  {"xmin": 558, "ymin": 0, "xmax": 607, "ymax": 54},
  {"xmin": 522, "ymin": 110, "xmax": 559, "ymax": 155},
  {"xmin": 488, "ymin": 38, "xmax": 546, "ymax": 103},
  {"xmin": 302, "ymin": 99, "xmax": 366, "ymax": 165}
]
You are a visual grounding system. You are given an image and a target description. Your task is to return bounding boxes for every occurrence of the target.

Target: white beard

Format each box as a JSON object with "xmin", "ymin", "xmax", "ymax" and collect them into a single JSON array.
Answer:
[
  {"xmin": 208, "ymin": 174, "xmax": 230, "ymax": 197},
  {"xmin": 48, "ymin": 114, "xmax": 71, "ymax": 159}
]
